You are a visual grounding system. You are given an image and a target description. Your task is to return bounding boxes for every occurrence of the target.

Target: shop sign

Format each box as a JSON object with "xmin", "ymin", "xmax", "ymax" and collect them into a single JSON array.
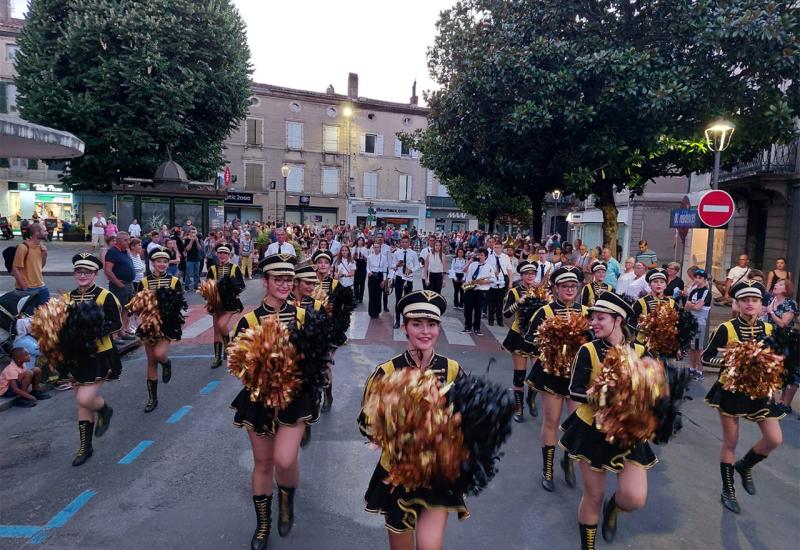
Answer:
[
  {"xmin": 33, "ymin": 183, "xmax": 65, "ymax": 193},
  {"xmin": 447, "ymin": 211, "xmax": 468, "ymax": 219},
  {"xmin": 225, "ymin": 191, "xmax": 253, "ymax": 205},
  {"xmin": 352, "ymin": 203, "xmax": 421, "ymax": 216},
  {"xmin": 209, "ymin": 199, "xmax": 225, "ymax": 229},
  {"xmin": 34, "ymin": 192, "xmax": 71, "ymax": 203},
  {"xmin": 299, "ymin": 195, "xmax": 311, "ymax": 205}
]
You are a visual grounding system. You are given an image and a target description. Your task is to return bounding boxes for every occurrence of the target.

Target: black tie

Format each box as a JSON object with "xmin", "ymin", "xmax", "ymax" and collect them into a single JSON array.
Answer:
[
  {"xmin": 539, "ymin": 263, "xmax": 545, "ymax": 278},
  {"xmin": 403, "ymin": 250, "xmax": 407, "ymax": 273},
  {"xmin": 472, "ymin": 263, "xmax": 480, "ymax": 280}
]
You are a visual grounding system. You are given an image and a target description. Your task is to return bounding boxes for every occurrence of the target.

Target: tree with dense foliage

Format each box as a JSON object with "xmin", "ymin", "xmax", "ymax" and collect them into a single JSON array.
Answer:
[
  {"xmin": 416, "ymin": 0, "xmax": 800, "ymax": 248},
  {"xmin": 15, "ymin": 0, "xmax": 252, "ymax": 191}
]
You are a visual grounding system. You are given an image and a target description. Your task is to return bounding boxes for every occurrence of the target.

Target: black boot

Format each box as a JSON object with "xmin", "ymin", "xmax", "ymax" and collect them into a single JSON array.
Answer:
[
  {"xmin": 513, "ymin": 390, "xmax": 524, "ymax": 423},
  {"xmin": 251, "ymin": 494, "xmax": 272, "ymax": 550},
  {"xmin": 95, "ymin": 403, "xmax": 113, "ymax": 437},
  {"xmin": 735, "ymin": 448, "xmax": 766, "ymax": 495},
  {"xmin": 277, "ymin": 486, "xmax": 295, "ymax": 537},
  {"xmin": 222, "ymin": 336, "xmax": 230, "ymax": 359},
  {"xmin": 72, "ymin": 421, "xmax": 94, "ymax": 466},
  {"xmin": 321, "ymin": 385, "xmax": 333, "ymax": 413},
  {"xmin": 144, "ymin": 379, "xmax": 158, "ymax": 413},
  {"xmin": 161, "ymin": 359, "xmax": 172, "ymax": 384},
  {"xmin": 601, "ymin": 493, "xmax": 622, "ymax": 542},
  {"xmin": 211, "ymin": 342, "xmax": 223, "ymax": 369},
  {"xmin": 541, "ymin": 446, "xmax": 555, "ymax": 492},
  {"xmin": 562, "ymin": 452, "xmax": 576, "ymax": 488},
  {"xmin": 527, "ymin": 387, "xmax": 538, "ymax": 417},
  {"xmin": 301, "ymin": 424, "xmax": 311, "ymax": 447},
  {"xmin": 580, "ymin": 523, "xmax": 597, "ymax": 550},
  {"xmin": 720, "ymin": 463, "xmax": 741, "ymax": 514}
]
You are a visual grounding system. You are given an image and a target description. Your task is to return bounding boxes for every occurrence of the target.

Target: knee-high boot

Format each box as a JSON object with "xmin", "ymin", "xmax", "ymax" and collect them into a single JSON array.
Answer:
[
  {"xmin": 72, "ymin": 421, "xmax": 94, "ymax": 466},
  {"xmin": 720, "ymin": 462, "xmax": 741, "ymax": 513},
  {"xmin": 211, "ymin": 342, "xmax": 223, "ymax": 368},
  {"xmin": 222, "ymin": 335, "xmax": 230, "ymax": 359},
  {"xmin": 562, "ymin": 451, "xmax": 576, "ymax": 488},
  {"xmin": 277, "ymin": 486, "xmax": 295, "ymax": 537},
  {"xmin": 541, "ymin": 445, "xmax": 555, "ymax": 492},
  {"xmin": 144, "ymin": 379, "xmax": 158, "ymax": 413},
  {"xmin": 601, "ymin": 492, "xmax": 623, "ymax": 542},
  {"xmin": 735, "ymin": 448, "xmax": 767, "ymax": 495},
  {"xmin": 579, "ymin": 523, "xmax": 597, "ymax": 550},
  {"xmin": 250, "ymin": 494, "xmax": 272, "ymax": 550}
]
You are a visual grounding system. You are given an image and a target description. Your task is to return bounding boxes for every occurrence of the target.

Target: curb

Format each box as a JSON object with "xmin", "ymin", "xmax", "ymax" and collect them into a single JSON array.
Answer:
[{"xmin": 0, "ymin": 340, "xmax": 140, "ymax": 413}]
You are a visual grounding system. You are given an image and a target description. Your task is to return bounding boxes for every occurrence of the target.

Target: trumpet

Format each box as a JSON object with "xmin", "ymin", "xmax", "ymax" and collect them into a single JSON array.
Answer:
[{"xmin": 463, "ymin": 277, "xmax": 493, "ymax": 291}]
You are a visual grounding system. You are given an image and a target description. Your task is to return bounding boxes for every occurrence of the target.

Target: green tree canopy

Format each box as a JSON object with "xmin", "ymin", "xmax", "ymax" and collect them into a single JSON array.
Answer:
[
  {"xmin": 15, "ymin": 0, "xmax": 252, "ymax": 191},
  {"xmin": 417, "ymin": 0, "xmax": 800, "ymax": 247}
]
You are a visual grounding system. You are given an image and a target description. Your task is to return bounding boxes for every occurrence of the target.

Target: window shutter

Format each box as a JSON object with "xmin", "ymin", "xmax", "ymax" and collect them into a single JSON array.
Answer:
[
  {"xmin": 364, "ymin": 173, "xmax": 377, "ymax": 199},
  {"xmin": 0, "ymin": 83, "xmax": 6, "ymax": 114},
  {"xmin": 406, "ymin": 175, "xmax": 412, "ymax": 200},
  {"xmin": 360, "ymin": 133, "xmax": 366, "ymax": 153},
  {"xmin": 287, "ymin": 166, "xmax": 303, "ymax": 192},
  {"xmin": 411, "ymin": 148, "xmax": 420, "ymax": 159},
  {"xmin": 256, "ymin": 120, "xmax": 263, "ymax": 145},
  {"xmin": 426, "ymin": 170, "xmax": 434, "ymax": 195},
  {"xmin": 375, "ymin": 135, "xmax": 384, "ymax": 156},
  {"xmin": 394, "ymin": 137, "xmax": 402, "ymax": 157}
]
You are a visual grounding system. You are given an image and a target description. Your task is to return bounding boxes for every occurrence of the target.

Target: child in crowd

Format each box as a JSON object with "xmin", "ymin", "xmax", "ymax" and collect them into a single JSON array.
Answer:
[{"xmin": 0, "ymin": 348, "xmax": 51, "ymax": 408}]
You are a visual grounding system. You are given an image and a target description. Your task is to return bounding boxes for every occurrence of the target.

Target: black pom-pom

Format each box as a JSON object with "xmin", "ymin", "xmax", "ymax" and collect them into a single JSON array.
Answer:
[
  {"xmin": 217, "ymin": 276, "xmax": 240, "ymax": 311},
  {"xmin": 677, "ymin": 310, "xmax": 699, "ymax": 353},
  {"xmin": 652, "ymin": 365, "xmax": 692, "ymax": 445},
  {"xmin": 291, "ymin": 308, "xmax": 335, "ymax": 397},
  {"xmin": 156, "ymin": 287, "xmax": 188, "ymax": 340},
  {"xmin": 330, "ymin": 284, "xmax": 355, "ymax": 346},
  {"xmin": 59, "ymin": 302, "xmax": 105, "ymax": 364},
  {"xmin": 446, "ymin": 374, "xmax": 515, "ymax": 496},
  {"xmin": 517, "ymin": 296, "xmax": 545, "ymax": 328}
]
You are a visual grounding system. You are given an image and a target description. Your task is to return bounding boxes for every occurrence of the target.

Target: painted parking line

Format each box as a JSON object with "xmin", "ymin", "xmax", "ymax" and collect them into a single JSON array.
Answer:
[
  {"xmin": 166, "ymin": 405, "xmax": 193, "ymax": 424},
  {"xmin": 200, "ymin": 381, "xmax": 220, "ymax": 395},
  {"xmin": 0, "ymin": 526, "xmax": 40, "ymax": 538},
  {"xmin": 0, "ymin": 489, "xmax": 97, "ymax": 544},
  {"xmin": 118, "ymin": 440, "xmax": 155, "ymax": 464}
]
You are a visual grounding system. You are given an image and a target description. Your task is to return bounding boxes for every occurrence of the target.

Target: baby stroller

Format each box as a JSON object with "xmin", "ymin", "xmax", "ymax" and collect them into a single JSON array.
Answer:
[{"xmin": 0, "ymin": 290, "xmax": 37, "ymax": 358}]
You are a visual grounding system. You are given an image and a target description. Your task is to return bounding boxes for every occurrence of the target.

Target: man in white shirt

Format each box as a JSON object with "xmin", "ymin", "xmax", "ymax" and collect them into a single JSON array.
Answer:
[
  {"xmin": 614, "ymin": 257, "xmax": 636, "ymax": 296},
  {"xmin": 418, "ymin": 235, "xmax": 437, "ymax": 290},
  {"xmin": 392, "ymin": 235, "xmax": 420, "ymax": 328},
  {"xmin": 461, "ymin": 247, "xmax": 496, "ymax": 335},
  {"xmin": 91, "ymin": 210, "xmax": 106, "ymax": 249},
  {"xmin": 374, "ymin": 233, "xmax": 392, "ymax": 312},
  {"xmin": 533, "ymin": 248, "xmax": 553, "ymax": 287},
  {"xmin": 366, "ymin": 243, "xmax": 389, "ymax": 319},
  {"xmin": 488, "ymin": 242, "xmax": 512, "ymax": 326},
  {"xmin": 265, "ymin": 228, "xmax": 296, "ymax": 256},
  {"xmin": 324, "ymin": 228, "xmax": 342, "ymax": 257},
  {"xmin": 715, "ymin": 253, "xmax": 750, "ymax": 305},
  {"xmin": 624, "ymin": 261, "xmax": 651, "ymax": 300}
]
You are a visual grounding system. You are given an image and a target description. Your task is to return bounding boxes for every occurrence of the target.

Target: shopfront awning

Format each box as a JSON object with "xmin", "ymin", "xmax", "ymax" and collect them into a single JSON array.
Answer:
[
  {"xmin": 567, "ymin": 208, "xmax": 628, "ymax": 224},
  {"xmin": 0, "ymin": 115, "xmax": 85, "ymax": 159}
]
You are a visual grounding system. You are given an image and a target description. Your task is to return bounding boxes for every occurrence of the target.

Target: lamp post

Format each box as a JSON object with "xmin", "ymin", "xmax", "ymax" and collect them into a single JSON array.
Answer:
[
  {"xmin": 703, "ymin": 120, "xmax": 735, "ymax": 277},
  {"xmin": 551, "ymin": 189, "xmax": 562, "ymax": 201},
  {"xmin": 280, "ymin": 164, "xmax": 290, "ymax": 226}
]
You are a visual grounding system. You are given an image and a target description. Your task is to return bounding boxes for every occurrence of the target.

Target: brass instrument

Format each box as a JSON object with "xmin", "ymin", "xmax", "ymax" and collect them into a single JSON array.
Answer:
[
  {"xmin": 463, "ymin": 277, "xmax": 492, "ymax": 291},
  {"xmin": 384, "ymin": 275, "xmax": 394, "ymax": 295}
]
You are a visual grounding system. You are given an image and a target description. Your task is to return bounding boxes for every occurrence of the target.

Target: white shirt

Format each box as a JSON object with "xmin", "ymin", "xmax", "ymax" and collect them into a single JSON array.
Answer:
[
  {"xmin": 419, "ymin": 246, "xmax": 435, "ymax": 264},
  {"xmin": 726, "ymin": 265, "xmax": 750, "ymax": 283},
  {"xmin": 91, "ymin": 216, "xmax": 106, "ymax": 235},
  {"xmin": 489, "ymin": 252, "xmax": 512, "ymax": 288},
  {"xmin": 266, "ymin": 241, "xmax": 296, "ymax": 256},
  {"xmin": 128, "ymin": 223, "xmax": 141, "ymax": 237},
  {"xmin": 449, "ymin": 257, "xmax": 467, "ymax": 280},
  {"xmin": 353, "ymin": 246, "xmax": 370, "ymax": 261},
  {"xmin": 624, "ymin": 275, "xmax": 651, "ymax": 300},
  {"xmin": 615, "ymin": 271, "xmax": 636, "ymax": 296},
  {"xmin": 465, "ymin": 260, "xmax": 497, "ymax": 291},
  {"xmin": 534, "ymin": 260, "xmax": 553, "ymax": 285},
  {"xmin": 367, "ymin": 251, "xmax": 388, "ymax": 275},
  {"xmin": 336, "ymin": 259, "xmax": 355, "ymax": 287},
  {"xmin": 393, "ymin": 247, "xmax": 419, "ymax": 282},
  {"xmin": 426, "ymin": 253, "xmax": 445, "ymax": 274}
]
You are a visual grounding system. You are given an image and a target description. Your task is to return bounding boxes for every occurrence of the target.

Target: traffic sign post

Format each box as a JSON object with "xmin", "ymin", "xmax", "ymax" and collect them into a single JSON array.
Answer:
[{"xmin": 698, "ymin": 189, "xmax": 735, "ymax": 228}]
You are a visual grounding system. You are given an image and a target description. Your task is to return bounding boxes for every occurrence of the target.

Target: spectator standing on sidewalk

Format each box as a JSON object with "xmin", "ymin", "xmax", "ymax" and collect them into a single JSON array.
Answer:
[
  {"xmin": 635, "ymin": 240, "xmax": 658, "ymax": 269},
  {"xmin": 104, "ymin": 232, "xmax": 135, "ymax": 340},
  {"xmin": 601, "ymin": 247, "xmax": 622, "ymax": 288},
  {"xmin": 90, "ymin": 210, "xmax": 106, "ymax": 249},
  {"xmin": 183, "ymin": 228, "xmax": 202, "ymax": 289},
  {"xmin": 127, "ymin": 218, "xmax": 141, "ymax": 238},
  {"xmin": 11, "ymin": 222, "xmax": 50, "ymax": 309},
  {"xmin": 615, "ymin": 258, "xmax": 636, "ymax": 297}
]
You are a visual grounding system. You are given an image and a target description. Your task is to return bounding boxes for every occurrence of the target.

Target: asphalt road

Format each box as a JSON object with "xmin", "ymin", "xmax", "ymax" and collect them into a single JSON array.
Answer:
[{"xmin": 1, "ymin": 277, "xmax": 798, "ymax": 549}]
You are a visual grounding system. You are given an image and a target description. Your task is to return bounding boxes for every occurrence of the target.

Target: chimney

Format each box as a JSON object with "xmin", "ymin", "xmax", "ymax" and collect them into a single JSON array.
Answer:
[
  {"xmin": 347, "ymin": 73, "xmax": 359, "ymax": 99},
  {"xmin": 410, "ymin": 80, "xmax": 418, "ymax": 105}
]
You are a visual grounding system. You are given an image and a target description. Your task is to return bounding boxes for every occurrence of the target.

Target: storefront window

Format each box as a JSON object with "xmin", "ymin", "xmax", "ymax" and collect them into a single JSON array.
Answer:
[
  {"xmin": 116, "ymin": 197, "xmax": 135, "ymax": 231},
  {"xmin": 175, "ymin": 200, "xmax": 203, "ymax": 233},
  {"xmin": 141, "ymin": 199, "xmax": 171, "ymax": 232}
]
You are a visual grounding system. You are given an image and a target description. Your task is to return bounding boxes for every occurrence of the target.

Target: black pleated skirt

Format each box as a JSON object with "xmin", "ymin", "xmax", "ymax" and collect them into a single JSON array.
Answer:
[
  {"xmin": 62, "ymin": 347, "xmax": 122, "ymax": 385},
  {"xmin": 705, "ymin": 381, "xmax": 786, "ymax": 422},
  {"xmin": 502, "ymin": 330, "xmax": 536, "ymax": 356},
  {"xmin": 559, "ymin": 413, "xmax": 658, "ymax": 473},
  {"xmin": 364, "ymin": 464, "xmax": 469, "ymax": 533},
  {"xmin": 526, "ymin": 362, "xmax": 570, "ymax": 396},
  {"xmin": 231, "ymin": 387, "xmax": 320, "ymax": 437}
]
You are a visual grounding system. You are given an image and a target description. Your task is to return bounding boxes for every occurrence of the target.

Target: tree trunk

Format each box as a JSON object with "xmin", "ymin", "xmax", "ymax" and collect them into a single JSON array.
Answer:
[
  {"xmin": 488, "ymin": 212, "xmax": 496, "ymax": 235},
  {"xmin": 595, "ymin": 183, "xmax": 618, "ymax": 254}
]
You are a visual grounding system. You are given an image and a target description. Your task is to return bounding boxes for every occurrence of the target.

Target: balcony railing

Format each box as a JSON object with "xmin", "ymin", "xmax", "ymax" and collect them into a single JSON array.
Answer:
[
  {"xmin": 426, "ymin": 196, "xmax": 458, "ymax": 208},
  {"xmin": 720, "ymin": 141, "xmax": 799, "ymax": 182}
]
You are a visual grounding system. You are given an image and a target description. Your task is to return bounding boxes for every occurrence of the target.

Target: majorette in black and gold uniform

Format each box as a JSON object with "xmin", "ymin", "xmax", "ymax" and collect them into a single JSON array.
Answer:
[
  {"xmin": 702, "ymin": 280, "xmax": 785, "ymax": 515},
  {"xmin": 581, "ymin": 262, "xmax": 613, "ymax": 307},
  {"xmin": 207, "ymin": 243, "xmax": 245, "ymax": 367},
  {"xmin": 359, "ymin": 291, "xmax": 468, "ymax": 534},
  {"xmin": 560, "ymin": 291, "xmax": 657, "ymax": 550},
  {"xmin": 632, "ymin": 268, "xmax": 677, "ymax": 345},
  {"xmin": 62, "ymin": 253, "xmax": 122, "ymax": 467}
]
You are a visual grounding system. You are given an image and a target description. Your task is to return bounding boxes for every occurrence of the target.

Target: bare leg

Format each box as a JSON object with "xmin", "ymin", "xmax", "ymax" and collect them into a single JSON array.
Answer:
[
  {"xmin": 415, "ymin": 509, "xmax": 448, "ymax": 550},
  {"xmin": 145, "ymin": 345, "xmax": 158, "ymax": 380},
  {"xmin": 719, "ymin": 414, "xmax": 739, "ymax": 464},
  {"xmin": 75, "ymin": 382, "xmax": 105, "ymax": 422},
  {"xmin": 540, "ymin": 392, "xmax": 564, "ymax": 446},
  {"xmin": 388, "ymin": 532, "xmax": 414, "ymax": 550},
  {"xmin": 247, "ymin": 431, "xmax": 276, "ymax": 495},
  {"xmin": 752, "ymin": 418, "xmax": 783, "ymax": 456},
  {"xmin": 578, "ymin": 463, "xmax": 606, "ymax": 524},
  {"xmin": 273, "ymin": 423, "xmax": 305, "ymax": 487},
  {"xmin": 615, "ymin": 463, "xmax": 648, "ymax": 512},
  {"xmin": 781, "ymin": 385, "xmax": 797, "ymax": 407}
]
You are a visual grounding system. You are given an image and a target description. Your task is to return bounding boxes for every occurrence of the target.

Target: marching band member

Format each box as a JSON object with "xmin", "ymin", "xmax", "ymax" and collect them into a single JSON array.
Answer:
[
  {"xmin": 581, "ymin": 262, "xmax": 613, "ymax": 307},
  {"xmin": 207, "ymin": 243, "xmax": 245, "ymax": 368}
]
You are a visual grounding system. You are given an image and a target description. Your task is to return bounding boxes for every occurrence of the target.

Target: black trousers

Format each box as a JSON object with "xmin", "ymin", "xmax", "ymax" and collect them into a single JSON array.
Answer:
[
  {"xmin": 354, "ymin": 259, "xmax": 367, "ymax": 302},
  {"xmin": 367, "ymin": 273, "xmax": 384, "ymax": 318},
  {"xmin": 463, "ymin": 289, "xmax": 484, "ymax": 331},
  {"xmin": 394, "ymin": 276, "xmax": 413, "ymax": 321},
  {"xmin": 452, "ymin": 275, "xmax": 464, "ymax": 307},
  {"xmin": 488, "ymin": 287, "xmax": 506, "ymax": 324},
  {"xmin": 428, "ymin": 272, "xmax": 443, "ymax": 294}
]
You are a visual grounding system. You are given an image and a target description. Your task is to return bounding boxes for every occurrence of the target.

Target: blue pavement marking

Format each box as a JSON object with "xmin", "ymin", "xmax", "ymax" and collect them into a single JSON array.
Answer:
[
  {"xmin": 166, "ymin": 405, "xmax": 193, "ymax": 424},
  {"xmin": 0, "ymin": 489, "xmax": 97, "ymax": 544},
  {"xmin": 200, "ymin": 380, "xmax": 220, "ymax": 394},
  {"xmin": 118, "ymin": 440, "xmax": 155, "ymax": 464}
]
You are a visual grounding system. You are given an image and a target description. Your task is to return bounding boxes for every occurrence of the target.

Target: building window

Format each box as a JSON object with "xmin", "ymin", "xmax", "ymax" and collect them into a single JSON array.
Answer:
[
  {"xmin": 361, "ymin": 133, "xmax": 383, "ymax": 155},
  {"xmin": 10, "ymin": 158, "xmax": 26, "ymax": 170},
  {"xmin": 27, "ymin": 159, "xmax": 38, "ymax": 170},
  {"xmin": 285, "ymin": 165, "xmax": 304, "ymax": 192},
  {"xmin": 0, "ymin": 83, "xmax": 17, "ymax": 114},
  {"xmin": 6, "ymin": 44, "xmax": 18, "ymax": 63},
  {"xmin": 286, "ymin": 121, "xmax": 303, "ymax": 150},
  {"xmin": 48, "ymin": 160, "xmax": 67, "ymax": 171},
  {"xmin": 394, "ymin": 137, "xmax": 412, "ymax": 158},
  {"xmin": 244, "ymin": 163, "xmax": 264, "ymax": 191},
  {"xmin": 0, "ymin": 158, "xmax": 9, "ymax": 168},
  {"xmin": 321, "ymin": 167, "xmax": 339, "ymax": 195},
  {"xmin": 363, "ymin": 172, "xmax": 378, "ymax": 199},
  {"xmin": 399, "ymin": 174, "xmax": 412, "ymax": 201},
  {"xmin": 246, "ymin": 118, "xmax": 263, "ymax": 147},
  {"xmin": 323, "ymin": 125, "xmax": 339, "ymax": 153}
]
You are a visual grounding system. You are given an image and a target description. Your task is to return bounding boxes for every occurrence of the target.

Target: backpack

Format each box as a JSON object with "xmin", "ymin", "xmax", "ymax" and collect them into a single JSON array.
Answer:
[{"xmin": 3, "ymin": 243, "xmax": 25, "ymax": 274}]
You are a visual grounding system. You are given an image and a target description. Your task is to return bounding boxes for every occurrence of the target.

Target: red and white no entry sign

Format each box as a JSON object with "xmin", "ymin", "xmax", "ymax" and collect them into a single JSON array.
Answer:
[{"xmin": 698, "ymin": 189, "xmax": 735, "ymax": 228}]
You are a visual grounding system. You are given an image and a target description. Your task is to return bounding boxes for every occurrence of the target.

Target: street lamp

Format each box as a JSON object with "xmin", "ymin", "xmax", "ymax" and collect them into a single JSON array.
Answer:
[
  {"xmin": 551, "ymin": 189, "xmax": 562, "ymax": 201},
  {"xmin": 280, "ymin": 164, "xmax": 290, "ymax": 226},
  {"xmin": 703, "ymin": 120, "xmax": 734, "ymax": 276}
]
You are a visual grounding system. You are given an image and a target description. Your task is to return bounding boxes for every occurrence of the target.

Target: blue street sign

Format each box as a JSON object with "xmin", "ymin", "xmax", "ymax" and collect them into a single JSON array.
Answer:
[{"xmin": 670, "ymin": 207, "xmax": 702, "ymax": 229}]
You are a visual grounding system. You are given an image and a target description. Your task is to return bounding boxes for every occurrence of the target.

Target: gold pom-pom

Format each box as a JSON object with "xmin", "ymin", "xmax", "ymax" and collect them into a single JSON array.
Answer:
[
  {"xmin": 535, "ymin": 312, "xmax": 590, "ymax": 377},
  {"xmin": 526, "ymin": 285, "xmax": 550, "ymax": 302},
  {"xmin": 126, "ymin": 289, "xmax": 161, "ymax": 342},
  {"xmin": 588, "ymin": 346, "xmax": 668, "ymax": 447},
  {"xmin": 637, "ymin": 303, "xmax": 680, "ymax": 356},
  {"xmin": 310, "ymin": 286, "xmax": 333, "ymax": 316},
  {"xmin": 198, "ymin": 279, "xmax": 223, "ymax": 315},
  {"xmin": 227, "ymin": 314, "xmax": 301, "ymax": 410},
  {"xmin": 363, "ymin": 368, "xmax": 466, "ymax": 491},
  {"xmin": 719, "ymin": 339, "xmax": 784, "ymax": 400},
  {"xmin": 30, "ymin": 299, "xmax": 69, "ymax": 366}
]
